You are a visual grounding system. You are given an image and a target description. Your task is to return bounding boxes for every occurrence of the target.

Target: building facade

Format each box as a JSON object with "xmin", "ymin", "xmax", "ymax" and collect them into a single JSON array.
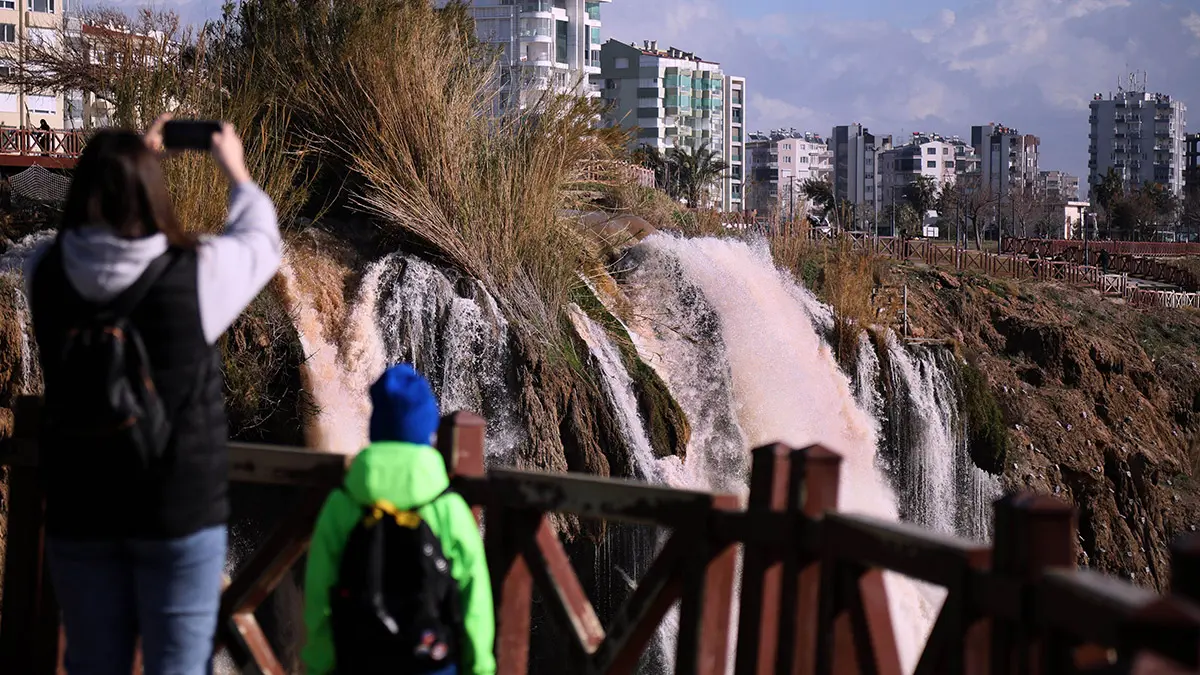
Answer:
[
  {"xmin": 745, "ymin": 130, "xmax": 832, "ymax": 221},
  {"xmin": 723, "ymin": 75, "xmax": 745, "ymax": 212},
  {"xmin": 0, "ymin": 0, "xmax": 68, "ymax": 129},
  {"xmin": 1089, "ymin": 87, "xmax": 1187, "ymax": 197},
  {"xmin": 971, "ymin": 123, "xmax": 1040, "ymax": 197},
  {"xmin": 600, "ymin": 39, "xmax": 743, "ymax": 208},
  {"xmin": 879, "ymin": 133, "xmax": 975, "ymax": 215},
  {"xmin": 456, "ymin": 0, "xmax": 611, "ymax": 111},
  {"xmin": 832, "ymin": 124, "xmax": 892, "ymax": 226},
  {"xmin": 1036, "ymin": 170, "xmax": 1081, "ymax": 202}
]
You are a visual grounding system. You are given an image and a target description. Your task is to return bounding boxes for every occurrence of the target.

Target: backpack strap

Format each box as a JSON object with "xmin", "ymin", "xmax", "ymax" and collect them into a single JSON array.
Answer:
[
  {"xmin": 342, "ymin": 485, "xmax": 455, "ymax": 515},
  {"xmin": 101, "ymin": 250, "xmax": 176, "ymax": 320}
]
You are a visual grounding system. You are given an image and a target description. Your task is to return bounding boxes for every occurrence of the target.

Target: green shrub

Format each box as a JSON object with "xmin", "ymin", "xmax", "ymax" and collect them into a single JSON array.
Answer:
[{"xmin": 959, "ymin": 357, "xmax": 1009, "ymax": 474}]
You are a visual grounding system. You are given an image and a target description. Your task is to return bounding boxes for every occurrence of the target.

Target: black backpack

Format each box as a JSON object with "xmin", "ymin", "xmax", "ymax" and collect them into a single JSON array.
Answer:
[
  {"xmin": 41, "ymin": 243, "xmax": 174, "ymax": 470},
  {"xmin": 330, "ymin": 489, "xmax": 464, "ymax": 675}
]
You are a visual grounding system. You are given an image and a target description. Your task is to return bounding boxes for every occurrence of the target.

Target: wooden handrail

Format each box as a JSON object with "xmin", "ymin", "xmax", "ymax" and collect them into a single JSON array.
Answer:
[{"xmin": 4, "ymin": 396, "xmax": 1200, "ymax": 674}]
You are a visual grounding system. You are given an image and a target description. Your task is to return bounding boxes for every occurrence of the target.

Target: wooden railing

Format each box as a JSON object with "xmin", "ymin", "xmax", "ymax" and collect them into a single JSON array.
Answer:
[
  {"xmin": 4, "ymin": 396, "xmax": 1200, "ymax": 674},
  {"xmin": 0, "ymin": 128, "xmax": 86, "ymax": 159},
  {"xmin": 1004, "ymin": 238, "xmax": 1200, "ymax": 259}
]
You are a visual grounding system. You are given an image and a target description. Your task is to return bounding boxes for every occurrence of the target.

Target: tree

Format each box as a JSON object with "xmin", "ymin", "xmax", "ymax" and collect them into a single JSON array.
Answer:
[
  {"xmin": 902, "ymin": 176, "xmax": 940, "ymax": 229},
  {"xmin": 669, "ymin": 143, "xmax": 728, "ymax": 208},
  {"xmin": 940, "ymin": 175, "xmax": 999, "ymax": 250},
  {"xmin": 800, "ymin": 177, "xmax": 836, "ymax": 226},
  {"xmin": 0, "ymin": 8, "xmax": 203, "ymax": 128},
  {"xmin": 1005, "ymin": 187, "xmax": 1052, "ymax": 239}
]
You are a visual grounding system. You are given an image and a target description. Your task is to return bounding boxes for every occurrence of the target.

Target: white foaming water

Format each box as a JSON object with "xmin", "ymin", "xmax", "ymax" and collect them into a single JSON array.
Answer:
[
  {"xmin": 278, "ymin": 259, "xmax": 388, "ymax": 454},
  {"xmin": 619, "ymin": 234, "xmax": 937, "ymax": 673},
  {"xmin": 880, "ymin": 332, "xmax": 1001, "ymax": 541},
  {"xmin": 567, "ymin": 304, "xmax": 661, "ymax": 482},
  {"xmin": 2, "ymin": 233, "xmax": 53, "ymax": 396},
  {"xmin": 373, "ymin": 254, "xmax": 524, "ymax": 463}
]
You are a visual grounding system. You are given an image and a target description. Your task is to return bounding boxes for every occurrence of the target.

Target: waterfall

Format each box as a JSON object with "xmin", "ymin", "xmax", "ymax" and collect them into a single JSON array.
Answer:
[
  {"xmin": 1, "ymin": 233, "xmax": 52, "ymax": 397},
  {"xmin": 877, "ymin": 333, "xmax": 1002, "ymax": 542},
  {"xmin": 617, "ymin": 234, "xmax": 937, "ymax": 672},
  {"xmin": 567, "ymin": 304, "xmax": 660, "ymax": 482}
]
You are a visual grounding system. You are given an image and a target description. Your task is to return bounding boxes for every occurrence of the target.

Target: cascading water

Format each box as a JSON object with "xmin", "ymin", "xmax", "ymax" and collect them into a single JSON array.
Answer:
[
  {"xmin": 1, "ymin": 233, "xmax": 52, "ymax": 397},
  {"xmin": 876, "ymin": 332, "xmax": 1002, "ymax": 542},
  {"xmin": 616, "ymin": 234, "xmax": 938, "ymax": 672}
]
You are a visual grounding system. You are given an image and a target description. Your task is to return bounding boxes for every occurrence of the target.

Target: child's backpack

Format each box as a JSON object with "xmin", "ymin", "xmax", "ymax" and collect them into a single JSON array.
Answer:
[{"xmin": 330, "ymin": 490, "xmax": 463, "ymax": 674}]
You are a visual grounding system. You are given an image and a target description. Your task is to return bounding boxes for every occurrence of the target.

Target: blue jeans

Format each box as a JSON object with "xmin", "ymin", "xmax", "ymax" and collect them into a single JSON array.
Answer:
[{"xmin": 48, "ymin": 526, "xmax": 227, "ymax": 675}]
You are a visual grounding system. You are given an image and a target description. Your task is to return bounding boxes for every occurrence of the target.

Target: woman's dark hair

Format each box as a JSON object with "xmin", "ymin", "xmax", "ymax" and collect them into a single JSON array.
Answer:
[{"xmin": 61, "ymin": 130, "xmax": 194, "ymax": 247}]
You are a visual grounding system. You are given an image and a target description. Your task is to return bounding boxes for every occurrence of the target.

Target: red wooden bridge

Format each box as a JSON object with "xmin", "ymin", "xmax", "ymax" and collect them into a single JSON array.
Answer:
[
  {"xmin": 3, "ymin": 396, "xmax": 1200, "ymax": 674},
  {"xmin": 0, "ymin": 128, "xmax": 84, "ymax": 169}
]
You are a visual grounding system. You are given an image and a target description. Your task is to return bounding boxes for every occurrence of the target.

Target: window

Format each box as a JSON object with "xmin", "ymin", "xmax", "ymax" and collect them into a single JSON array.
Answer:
[
  {"xmin": 555, "ymin": 20, "xmax": 568, "ymax": 63},
  {"xmin": 943, "ymin": 147, "xmax": 950, "ymax": 155},
  {"xmin": 926, "ymin": 147, "xmax": 936, "ymax": 155},
  {"xmin": 615, "ymin": 57, "xmax": 629, "ymax": 69},
  {"xmin": 0, "ymin": 24, "xmax": 12, "ymax": 42},
  {"xmin": 27, "ymin": 26, "xmax": 55, "ymax": 48},
  {"xmin": 731, "ymin": 166, "xmax": 741, "ymax": 180},
  {"xmin": 0, "ymin": 0, "xmax": 12, "ymax": 8},
  {"xmin": 944, "ymin": 161, "xmax": 954, "ymax": 168},
  {"xmin": 27, "ymin": 0, "xmax": 51, "ymax": 12},
  {"xmin": 732, "ymin": 89, "xmax": 742, "ymax": 104},
  {"xmin": 784, "ymin": 156, "xmax": 791, "ymax": 164},
  {"xmin": 28, "ymin": 93, "xmax": 56, "ymax": 114},
  {"xmin": 926, "ymin": 160, "xmax": 936, "ymax": 169}
]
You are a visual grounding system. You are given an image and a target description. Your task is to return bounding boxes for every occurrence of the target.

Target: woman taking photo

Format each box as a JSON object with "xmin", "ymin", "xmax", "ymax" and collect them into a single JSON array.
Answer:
[{"xmin": 23, "ymin": 116, "xmax": 281, "ymax": 675}]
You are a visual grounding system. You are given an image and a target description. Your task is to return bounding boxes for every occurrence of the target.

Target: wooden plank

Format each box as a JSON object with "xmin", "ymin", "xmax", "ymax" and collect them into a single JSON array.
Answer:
[
  {"xmin": 488, "ymin": 509, "xmax": 539, "ymax": 675},
  {"xmin": 227, "ymin": 443, "xmax": 347, "ymax": 486},
  {"xmin": 483, "ymin": 468, "xmax": 716, "ymax": 528},
  {"xmin": 787, "ymin": 446, "xmax": 843, "ymax": 675},
  {"xmin": 699, "ymin": 494, "xmax": 740, "ymax": 675},
  {"xmin": 521, "ymin": 520, "xmax": 605, "ymax": 659},
  {"xmin": 1035, "ymin": 569, "xmax": 1158, "ymax": 644},
  {"xmin": 820, "ymin": 513, "xmax": 991, "ymax": 587}
]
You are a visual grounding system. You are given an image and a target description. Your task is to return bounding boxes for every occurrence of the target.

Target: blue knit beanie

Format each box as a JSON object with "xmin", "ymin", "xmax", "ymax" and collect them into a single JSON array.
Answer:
[{"xmin": 369, "ymin": 364, "xmax": 440, "ymax": 446}]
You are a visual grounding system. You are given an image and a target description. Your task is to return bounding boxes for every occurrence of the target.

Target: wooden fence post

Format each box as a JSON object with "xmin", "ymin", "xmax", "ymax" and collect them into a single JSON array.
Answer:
[
  {"xmin": 989, "ymin": 493, "xmax": 1075, "ymax": 675},
  {"xmin": 0, "ymin": 396, "xmax": 58, "ymax": 675},
  {"xmin": 698, "ymin": 493, "xmax": 740, "ymax": 675},
  {"xmin": 781, "ymin": 445, "xmax": 841, "ymax": 675},
  {"xmin": 1171, "ymin": 533, "xmax": 1200, "ymax": 604},
  {"xmin": 733, "ymin": 444, "xmax": 792, "ymax": 675}
]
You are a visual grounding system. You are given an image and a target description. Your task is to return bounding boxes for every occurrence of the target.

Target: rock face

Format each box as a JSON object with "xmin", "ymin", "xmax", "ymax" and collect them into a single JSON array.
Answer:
[{"xmin": 897, "ymin": 266, "xmax": 1200, "ymax": 589}]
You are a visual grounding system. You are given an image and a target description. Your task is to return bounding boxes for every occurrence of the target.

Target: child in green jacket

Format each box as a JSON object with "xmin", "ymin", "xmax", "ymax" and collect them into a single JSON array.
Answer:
[{"xmin": 303, "ymin": 364, "xmax": 496, "ymax": 675}]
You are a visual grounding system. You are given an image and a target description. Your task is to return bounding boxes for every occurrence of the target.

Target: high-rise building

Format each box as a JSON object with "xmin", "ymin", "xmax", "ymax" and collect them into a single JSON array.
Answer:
[
  {"xmin": 1088, "ymin": 83, "xmax": 1187, "ymax": 197},
  {"xmin": 745, "ymin": 130, "xmax": 832, "ymax": 221},
  {"xmin": 600, "ymin": 40, "xmax": 744, "ymax": 208},
  {"xmin": 971, "ymin": 123, "xmax": 1040, "ymax": 197},
  {"xmin": 723, "ymin": 76, "xmax": 746, "ymax": 212},
  {"xmin": 832, "ymin": 124, "xmax": 892, "ymax": 225},
  {"xmin": 453, "ymin": 0, "xmax": 612, "ymax": 110}
]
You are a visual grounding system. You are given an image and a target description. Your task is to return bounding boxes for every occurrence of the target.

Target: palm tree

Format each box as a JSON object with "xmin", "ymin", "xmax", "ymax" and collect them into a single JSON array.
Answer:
[
  {"xmin": 800, "ymin": 177, "xmax": 835, "ymax": 225},
  {"xmin": 903, "ymin": 176, "xmax": 940, "ymax": 229},
  {"xmin": 668, "ymin": 142, "xmax": 728, "ymax": 208}
]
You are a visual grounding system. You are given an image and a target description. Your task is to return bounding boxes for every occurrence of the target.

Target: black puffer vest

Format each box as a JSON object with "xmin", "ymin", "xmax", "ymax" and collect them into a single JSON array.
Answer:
[{"xmin": 31, "ymin": 243, "xmax": 229, "ymax": 539}]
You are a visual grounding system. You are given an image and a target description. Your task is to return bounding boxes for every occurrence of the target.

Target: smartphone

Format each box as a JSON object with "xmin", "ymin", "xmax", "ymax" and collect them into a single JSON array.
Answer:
[{"xmin": 162, "ymin": 120, "xmax": 222, "ymax": 151}]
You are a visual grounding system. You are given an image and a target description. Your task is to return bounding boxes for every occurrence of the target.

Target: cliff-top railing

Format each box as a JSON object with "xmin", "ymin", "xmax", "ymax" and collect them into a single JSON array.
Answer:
[
  {"xmin": 0, "ymin": 128, "xmax": 85, "ymax": 169},
  {"xmin": 3, "ymin": 395, "xmax": 1200, "ymax": 674}
]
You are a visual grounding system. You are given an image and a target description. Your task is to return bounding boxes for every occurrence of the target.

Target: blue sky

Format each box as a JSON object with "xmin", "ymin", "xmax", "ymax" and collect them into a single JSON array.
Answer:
[
  {"xmin": 113, "ymin": 0, "xmax": 1200, "ymax": 194},
  {"xmin": 604, "ymin": 0, "xmax": 1200, "ymax": 195}
]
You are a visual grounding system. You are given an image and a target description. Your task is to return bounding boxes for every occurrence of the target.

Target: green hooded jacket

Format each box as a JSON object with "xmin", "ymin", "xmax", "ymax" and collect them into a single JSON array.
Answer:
[{"xmin": 302, "ymin": 441, "xmax": 496, "ymax": 675}]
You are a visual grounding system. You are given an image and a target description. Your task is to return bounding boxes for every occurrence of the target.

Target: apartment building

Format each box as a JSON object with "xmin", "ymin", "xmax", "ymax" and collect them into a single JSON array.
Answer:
[
  {"xmin": 832, "ymin": 124, "xmax": 892, "ymax": 224},
  {"xmin": 971, "ymin": 123, "xmax": 1040, "ymax": 197},
  {"xmin": 0, "ymin": 0, "xmax": 67, "ymax": 129},
  {"xmin": 745, "ymin": 130, "xmax": 832, "ymax": 221},
  {"xmin": 1036, "ymin": 170, "xmax": 1080, "ymax": 202},
  {"xmin": 723, "ymin": 75, "xmax": 745, "ymax": 212},
  {"xmin": 1088, "ymin": 85, "xmax": 1187, "ymax": 197},
  {"xmin": 600, "ymin": 39, "xmax": 743, "ymax": 208},
  {"xmin": 455, "ymin": 0, "xmax": 612, "ymax": 110},
  {"xmin": 879, "ymin": 132, "xmax": 975, "ymax": 213}
]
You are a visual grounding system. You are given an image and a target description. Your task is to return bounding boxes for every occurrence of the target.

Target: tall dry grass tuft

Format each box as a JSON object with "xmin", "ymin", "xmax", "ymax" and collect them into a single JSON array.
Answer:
[
  {"xmin": 821, "ymin": 236, "xmax": 878, "ymax": 367},
  {"xmin": 284, "ymin": 0, "xmax": 617, "ymax": 349}
]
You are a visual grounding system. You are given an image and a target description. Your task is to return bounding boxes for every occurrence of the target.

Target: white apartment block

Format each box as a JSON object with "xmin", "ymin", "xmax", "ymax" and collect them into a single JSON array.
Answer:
[
  {"xmin": 600, "ymin": 40, "xmax": 743, "ymax": 209},
  {"xmin": 879, "ymin": 133, "xmax": 975, "ymax": 213},
  {"xmin": 1088, "ymin": 86, "xmax": 1187, "ymax": 197},
  {"xmin": 1036, "ymin": 170, "xmax": 1081, "ymax": 202},
  {"xmin": 832, "ymin": 124, "xmax": 892, "ymax": 227},
  {"xmin": 745, "ymin": 130, "xmax": 832, "ymax": 221},
  {"xmin": 0, "ymin": 0, "xmax": 68, "ymax": 129},
  {"xmin": 453, "ymin": 0, "xmax": 611, "ymax": 110},
  {"xmin": 723, "ymin": 75, "xmax": 745, "ymax": 212},
  {"xmin": 971, "ymin": 123, "xmax": 1040, "ymax": 196}
]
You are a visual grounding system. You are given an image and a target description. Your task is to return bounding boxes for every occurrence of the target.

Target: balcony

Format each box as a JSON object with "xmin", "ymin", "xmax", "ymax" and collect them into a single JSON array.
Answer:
[{"xmin": 518, "ymin": 1, "xmax": 555, "ymax": 15}]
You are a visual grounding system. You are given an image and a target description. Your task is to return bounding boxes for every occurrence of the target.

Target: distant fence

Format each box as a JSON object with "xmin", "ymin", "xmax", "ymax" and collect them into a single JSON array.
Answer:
[
  {"xmin": 811, "ymin": 232, "xmax": 1200, "ymax": 310},
  {"xmin": 1003, "ymin": 238, "xmax": 1200, "ymax": 258},
  {"xmin": 576, "ymin": 160, "xmax": 655, "ymax": 189}
]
